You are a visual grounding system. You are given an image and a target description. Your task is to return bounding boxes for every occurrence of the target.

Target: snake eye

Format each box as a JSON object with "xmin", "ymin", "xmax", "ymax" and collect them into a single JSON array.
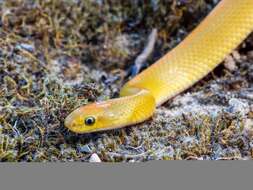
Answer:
[{"xmin": 84, "ymin": 116, "xmax": 96, "ymax": 126}]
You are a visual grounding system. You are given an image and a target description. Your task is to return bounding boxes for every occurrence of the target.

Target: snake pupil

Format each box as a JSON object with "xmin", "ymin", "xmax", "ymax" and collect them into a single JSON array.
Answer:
[{"xmin": 85, "ymin": 117, "xmax": 95, "ymax": 126}]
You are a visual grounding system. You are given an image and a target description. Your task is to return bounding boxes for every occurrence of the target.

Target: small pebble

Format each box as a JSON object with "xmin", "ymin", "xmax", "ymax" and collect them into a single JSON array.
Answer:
[{"xmin": 89, "ymin": 153, "xmax": 102, "ymax": 163}]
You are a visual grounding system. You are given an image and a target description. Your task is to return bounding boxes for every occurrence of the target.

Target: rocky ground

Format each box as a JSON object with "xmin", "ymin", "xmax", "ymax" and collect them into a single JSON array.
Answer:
[{"xmin": 0, "ymin": 0, "xmax": 253, "ymax": 162}]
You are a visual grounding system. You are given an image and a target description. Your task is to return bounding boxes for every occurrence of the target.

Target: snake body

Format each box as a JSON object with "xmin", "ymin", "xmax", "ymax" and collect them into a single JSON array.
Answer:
[{"xmin": 65, "ymin": 0, "xmax": 253, "ymax": 133}]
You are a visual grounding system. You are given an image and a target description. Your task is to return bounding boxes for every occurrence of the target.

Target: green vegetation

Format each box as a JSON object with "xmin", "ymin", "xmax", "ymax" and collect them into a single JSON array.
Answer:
[{"xmin": 0, "ymin": 0, "xmax": 253, "ymax": 161}]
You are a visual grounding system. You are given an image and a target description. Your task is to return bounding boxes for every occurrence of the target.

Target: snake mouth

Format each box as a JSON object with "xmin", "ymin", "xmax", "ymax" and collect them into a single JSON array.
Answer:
[
  {"xmin": 64, "ymin": 114, "xmax": 71, "ymax": 128},
  {"xmin": 64, "ymin": 117, "xmax": 86, "ymax": 133},
  {"xmin": 64, "ymin": 109, "xmax": 85, "ymax": 133},
  {"xmin": 64, "ymin": 113, "xmax": 77, "ymax": 131}
]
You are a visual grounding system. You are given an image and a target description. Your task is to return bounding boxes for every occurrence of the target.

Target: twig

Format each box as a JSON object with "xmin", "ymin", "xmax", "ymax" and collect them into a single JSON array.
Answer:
[{"xmin": 131, "ymin": 28, "xmax": 158, "ymax": 76}]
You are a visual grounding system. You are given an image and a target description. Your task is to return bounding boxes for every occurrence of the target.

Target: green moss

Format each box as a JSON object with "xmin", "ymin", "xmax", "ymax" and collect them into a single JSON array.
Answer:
[{"xmin": 0, "ymin": 0, "xmax": 253, "ymax": 162}]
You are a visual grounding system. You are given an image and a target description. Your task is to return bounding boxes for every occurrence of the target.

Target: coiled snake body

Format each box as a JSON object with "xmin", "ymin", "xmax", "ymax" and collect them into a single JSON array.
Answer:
[{"xmin": 65, "ymin": 0, "xmax": 253, "ymax": 133}]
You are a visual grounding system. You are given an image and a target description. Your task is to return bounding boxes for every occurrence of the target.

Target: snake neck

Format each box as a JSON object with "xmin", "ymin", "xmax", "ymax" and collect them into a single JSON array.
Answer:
[
  {"xmin": 122, "ymin": 0, "xmax": 253, "ymax": 107},
  {"xmin": 118, "ymin": 85, "xmax": 156, "ymax": 124}
]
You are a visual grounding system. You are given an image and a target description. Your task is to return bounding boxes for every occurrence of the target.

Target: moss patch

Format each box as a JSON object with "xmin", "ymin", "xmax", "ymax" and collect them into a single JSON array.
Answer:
[{"xmin": 0, "ymin": 0, "xmax": 253, "ymax": 161}]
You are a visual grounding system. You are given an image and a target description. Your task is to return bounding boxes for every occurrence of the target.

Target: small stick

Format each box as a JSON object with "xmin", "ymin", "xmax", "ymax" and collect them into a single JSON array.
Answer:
[
  {"xmin": 103, "ymin": 29, "xmax": 158, "ymax": 85},
  {"xmin": 131, "ymin": 28, "xmax": 158, "ymax": 76}
]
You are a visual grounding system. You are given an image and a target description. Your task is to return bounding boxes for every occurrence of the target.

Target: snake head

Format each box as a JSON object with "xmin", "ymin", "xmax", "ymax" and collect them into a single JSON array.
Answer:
[{"xmin": 64, "ymin": 102, "xmax": 119, "ymax": 133}]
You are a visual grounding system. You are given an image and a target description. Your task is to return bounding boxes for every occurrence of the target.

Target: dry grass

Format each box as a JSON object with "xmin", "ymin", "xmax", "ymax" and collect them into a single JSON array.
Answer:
[{"xmin": 0, "ymin": 0, "xmax": 253, "ymax": 162}]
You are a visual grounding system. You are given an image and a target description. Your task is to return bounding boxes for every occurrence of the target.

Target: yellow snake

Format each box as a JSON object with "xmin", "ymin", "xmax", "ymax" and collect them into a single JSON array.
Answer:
[{"xmin": 64, "ymin": 0, "xmax": 253, "ymax": 133}]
